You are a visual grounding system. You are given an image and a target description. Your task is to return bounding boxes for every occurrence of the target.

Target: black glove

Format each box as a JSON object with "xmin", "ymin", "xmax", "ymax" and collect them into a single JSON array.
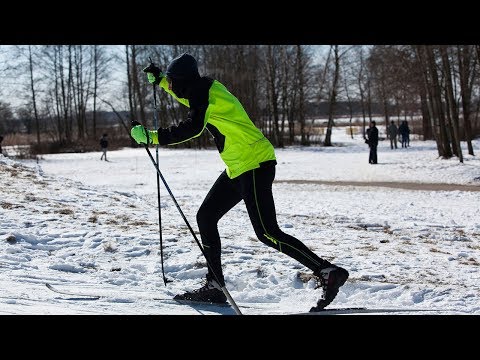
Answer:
[{"xmin": 143, "ymin": 63, "xmax": 162, "ymax": 86}]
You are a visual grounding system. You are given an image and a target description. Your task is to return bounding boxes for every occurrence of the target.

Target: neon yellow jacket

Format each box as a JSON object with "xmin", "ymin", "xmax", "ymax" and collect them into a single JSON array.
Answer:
[{"xmin": 158, "ymin": 77, "xmax": 276, "ymax": 179}]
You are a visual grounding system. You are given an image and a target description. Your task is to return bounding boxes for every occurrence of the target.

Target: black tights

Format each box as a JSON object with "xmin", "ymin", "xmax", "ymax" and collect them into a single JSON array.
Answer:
[
  {"xmin": 196, "ymin": 163, "xmax": 330, "ymax": 287},
  {"xmin": 369, "ymin": 145, "xmax": 377, "ymax": 164}
]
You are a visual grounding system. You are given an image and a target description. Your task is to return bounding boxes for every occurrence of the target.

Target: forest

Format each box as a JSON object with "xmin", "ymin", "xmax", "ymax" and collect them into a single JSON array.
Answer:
[{"xmin": 0, "ymin": 45, "xmax": 478, "ymax": 162}]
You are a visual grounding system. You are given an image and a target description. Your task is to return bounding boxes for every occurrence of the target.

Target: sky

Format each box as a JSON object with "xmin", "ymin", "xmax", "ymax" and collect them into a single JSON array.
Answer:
[{"xmin": 1, "ymin": 127, "xmax": 479, "ymax": 315}]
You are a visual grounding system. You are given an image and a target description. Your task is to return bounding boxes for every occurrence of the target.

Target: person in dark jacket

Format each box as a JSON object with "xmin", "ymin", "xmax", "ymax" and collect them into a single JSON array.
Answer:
[
  {"xmin": 100, "ymin": 133, "xmax": 108, "ymax": 161},
  {"xmin": 405, "ymin": 121, "xmax": 411, "ymax": 147},
  {"xmin": 366, "ymin": 121, "xmax": 378, "ymax": 164},
  {"xmin": 399, "ymin": 120, "xmax": 411, "ymax": 148},
  {"xmin": 388, "ymin": 120, "xmax": 398, "ymax": 149},
  {"xmin": 130, "ymin": 53, "xmax": 348, "ymax": 311}
]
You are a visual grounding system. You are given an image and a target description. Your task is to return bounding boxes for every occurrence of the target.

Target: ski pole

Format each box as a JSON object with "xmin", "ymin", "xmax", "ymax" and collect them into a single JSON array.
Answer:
[
  {"xmin": 147, "ymin": 57, "xmax": 170, "ymax": 286},
  {"xmin": 141, "ymin": 144, "xmax": 243, "ymax": 315}
]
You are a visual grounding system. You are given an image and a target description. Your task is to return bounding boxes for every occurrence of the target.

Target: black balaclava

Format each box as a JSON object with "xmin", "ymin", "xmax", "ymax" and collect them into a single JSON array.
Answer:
[{"xmin": 165, "ymin": 53, "xmax": 200, "ymax": 98}]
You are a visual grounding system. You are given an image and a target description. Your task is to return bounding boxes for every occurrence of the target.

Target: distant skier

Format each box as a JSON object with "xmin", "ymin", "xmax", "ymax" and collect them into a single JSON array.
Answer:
[
  {"xmin": 131, "ymin": 53, "xmax": 349, "ymax": 311},
  {"xmin": 100, "ymin": 133, "xmax": 108, "ymax": 161}
]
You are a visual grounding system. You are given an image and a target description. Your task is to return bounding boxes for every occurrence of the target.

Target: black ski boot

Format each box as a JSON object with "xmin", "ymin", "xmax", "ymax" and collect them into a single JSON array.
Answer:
[
  {"xmin": 173, "ymin": 274, "xmax": 227, "ymax": 304},
  {"xmin": 310, "ymin": 266, "xmax": 349, "ymax": 312}
]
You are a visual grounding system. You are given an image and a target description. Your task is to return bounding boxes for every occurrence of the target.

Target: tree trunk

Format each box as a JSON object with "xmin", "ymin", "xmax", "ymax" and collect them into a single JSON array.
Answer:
[
  {"xmin": 92, "ymin": 46, "xmax": 98, "ymax": 138},
  {"xmin": 59, "ymin": 46, "xmax": 70, "ymax": 143},
  {"xmin": 53, "ymin": 47, "xmax": 62, "ymax": 142},
  {"xmin": 357, "ymin": 57, "xmax": 367, "ymax": 138},
  {"xmin": 296, "ymin": 45, "xmax": 307, "ymax": 145},
  {"xmin": 426, "ymin": 46, "xmax": 452, "ymax": 158},
  {"xmin": 415, "ymin": 45, "xmax": 442, "ymax": 154},
  {"xmin": 66, "ymin": 45, "xmax": 74, "ymax": 143},
  {"xmin": 126, "ymin": 45, "xmax": 136, "ymax": 146},
  {"xmin": 457, "ymin": 45, "xmax": 475, "ymax": 156},
  {"xmin": 28, "ymin": 46, "xmax": 41, "ymax": 144},
  {"xmin": 131, "ymin": 46, "xmax": 146, "ymax": 126},
  {"xmin": 419, "ymin": 88, "xmax": 432, "ymax": 140},
  {"xmin": 324, "ymin": 45, "xmax": 339, "ymax": 147},
  {"xmin": 440, "ymin": 46, "xmax": 463, "ymax": 162},
  {"xmin": 266, "ymin": 46, "xmax": 281, "ymax": 147}
]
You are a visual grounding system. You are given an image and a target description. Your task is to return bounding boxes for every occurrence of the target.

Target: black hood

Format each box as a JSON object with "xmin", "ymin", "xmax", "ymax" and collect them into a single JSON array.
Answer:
[
  {"xmin": 166, "ymin": 53, "xmax": 200, "ymax": 81},
  {"xmin": 165, "ymin": 53, "xmax": 200, "ymax": 98}
]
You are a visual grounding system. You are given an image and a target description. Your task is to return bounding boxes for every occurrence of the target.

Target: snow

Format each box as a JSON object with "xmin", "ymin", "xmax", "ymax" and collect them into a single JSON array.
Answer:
[{"xmin": 1, "ymin": 127, "xmax": 479, "ymax": 315}]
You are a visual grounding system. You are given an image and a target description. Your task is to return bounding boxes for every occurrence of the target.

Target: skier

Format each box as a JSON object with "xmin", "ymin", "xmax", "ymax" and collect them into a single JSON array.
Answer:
[{"xmin": 131, "ymin": 53, "xmax": 349, "ymax": 311}]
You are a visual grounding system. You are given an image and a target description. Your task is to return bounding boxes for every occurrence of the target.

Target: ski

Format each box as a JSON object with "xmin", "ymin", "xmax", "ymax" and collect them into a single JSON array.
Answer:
[
  {"xmin": 296, "ymin": 307, "xmax": 444, "ymax": 315},
  {"xmin": 164, "ymin": 301, "xmax": 443, "ymax": 314},
  {"xmin": 171, "ymin": 298, "xmax": 231, "ymax": 308},
  {"xmin": 169, "ymin": 298, "xmax": 268, "ymax": 310},
  {"xmin": 45, "ymin": 283, "xmax": 449, "ymax": 314},
  {"xmin": 45, "ymin": 283, "xmax": 264, "ymax": 309},
  {"xmin": 45, "ymin": 283, "xmax": 175, "ymax": 301},
  {"xmin": 45, "ymin": 283, "xmax": 101, "ymax": 300},
  {"xmin": 169, "ymin": 298, "xmax": 238, "ymax": 314}
]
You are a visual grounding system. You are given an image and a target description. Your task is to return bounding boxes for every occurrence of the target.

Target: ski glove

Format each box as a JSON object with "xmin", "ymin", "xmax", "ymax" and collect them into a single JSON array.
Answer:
[
  {"xmin": 143, "ymin": 64, "xmax": 163, "ymax": 86},
  {"xmin": 130, "ymin": 121, "xmax": 159, "ymax": 145}
]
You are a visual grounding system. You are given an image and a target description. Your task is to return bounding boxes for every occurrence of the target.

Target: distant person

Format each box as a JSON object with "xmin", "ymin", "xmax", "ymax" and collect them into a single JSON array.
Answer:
[
  {"xmin": 388, "ymin": 120, "xmax": 398, "ymax": 149},
  {"xmin": 131, "ymin": 52, "xmax": 349, "ymax": 311},
  {"xmin": 399, "ymin": 121, "xmax": 408, "ymax": 148},
  {"xmin": 405, "ymin": 120, "xmax": 410, "ymax": 147},
  {"xmin": 100, "ymin": 133, "xmax": 108, "ymax": 161},
  {"xmin": 0, "ymin": 134, "xmax": 3, "ymax": 155},
  {"xmin": 366, "ymin": 121, "xmax": 378, "ymax": 164}
]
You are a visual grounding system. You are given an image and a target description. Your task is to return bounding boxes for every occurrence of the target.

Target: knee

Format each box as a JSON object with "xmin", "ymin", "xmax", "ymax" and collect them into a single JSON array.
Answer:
[
  {"xmin": 196, "ymin": 207, "xmax": 208, "ymax": 227},
  {"xmin": 197, "ymin": 206, "xmax": 216, "ymax": 229}
]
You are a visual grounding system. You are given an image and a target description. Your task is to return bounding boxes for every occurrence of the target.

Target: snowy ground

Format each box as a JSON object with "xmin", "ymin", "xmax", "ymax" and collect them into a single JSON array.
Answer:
[{"xmin": 1, "ymin": 129, "xmax": 479, "ymax": 315}]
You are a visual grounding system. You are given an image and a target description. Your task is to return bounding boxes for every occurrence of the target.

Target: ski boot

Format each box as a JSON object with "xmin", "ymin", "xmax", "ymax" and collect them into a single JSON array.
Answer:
[
  {"xmin": 174, "ymin": 274, "xmax": 227, "ymax": 304},
  {"xmin": 310, "ymin": 266, "xmax": 349, "ymax": 312}
]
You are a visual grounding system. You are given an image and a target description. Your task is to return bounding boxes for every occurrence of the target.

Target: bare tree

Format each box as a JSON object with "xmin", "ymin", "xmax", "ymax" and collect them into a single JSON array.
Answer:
[
  {"xmin": 27, "ymin": 46, "xmax": 41, "ymax": 144},
  {"xmin": 92, "ymin": 46, "xmax": 99, "ymax": 138},
  {"xmin": 127, "ymin": 45, "xmax": 147, "ymax": 126},
  {"xmin": 440, "ymin": 46, "xmax": 463, "ymax": 162},
  {"xmin": 263, "ymin": 45, "xmax": 282, "ymax": 146},
  {"xmin": 427, "ymin": 46, "xmax": 452, "ymax": 158},
  {"xmin": 457, "ymin": 45, "xmax": 476, "ymax": 156},
  {"xmin": 369, "ymin": 46, "xmax": 393, "ymax": 134},
  {"xmin": 341, "ymin": 48, "xmax": 362, "ymax": 140},
  {"xmin": 324, "ymin": 45, "xmax": 340, "ymax": 147},
  {"xmin": 125, "ymin": 46, "xmax": 133, "ymax": 122},
  {"xmin": 55, "ymin": 46, "xmax": 68, "ymax": 142},
  {"xmin": 353, "ymin": 46, "xmax": 369, "ymax": 138},
  {"xmin": 415, "ymin": 46, "xmax": 442, "ymax": 153},
  {"xmin": 13, "ymin": 45, "xmax": 42, "ymax": 143},
  {"xmin": 89, "ymin": 45, "xmax": 112, "ymax": 139},
  {"xmin": 296, "ymin": 45, "xmax": 309, "ymax": 145},
  {"xmin": 72, "ymin": 45, "xmax": 93, "ymax": 140}
]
